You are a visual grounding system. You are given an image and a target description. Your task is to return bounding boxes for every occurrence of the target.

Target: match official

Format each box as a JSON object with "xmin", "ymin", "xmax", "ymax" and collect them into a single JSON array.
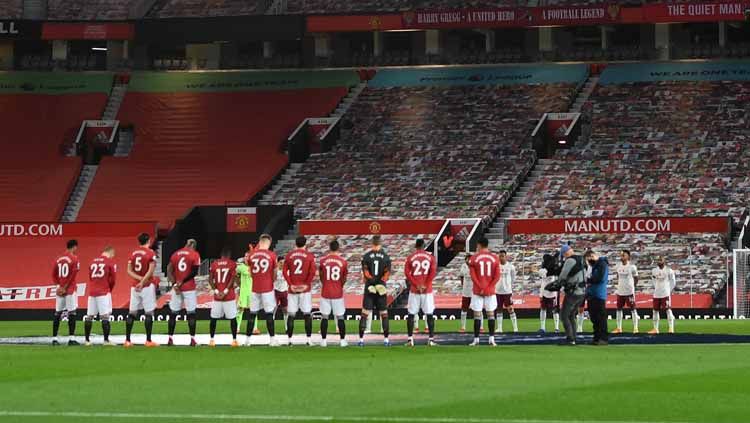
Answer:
[{"xmin": 584, "ymin": 250, "xmax": 609, "ymax": 346}]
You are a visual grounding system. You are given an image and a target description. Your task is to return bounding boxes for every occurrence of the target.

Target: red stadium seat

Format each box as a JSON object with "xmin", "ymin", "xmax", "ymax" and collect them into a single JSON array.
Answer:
[
  {"xmin": 0, "ymin": 93, "xmax": 108, "ymax": 221},
  {"xmin": 78, "ymin": 88, "xmax": 349, "ymax": 228}
]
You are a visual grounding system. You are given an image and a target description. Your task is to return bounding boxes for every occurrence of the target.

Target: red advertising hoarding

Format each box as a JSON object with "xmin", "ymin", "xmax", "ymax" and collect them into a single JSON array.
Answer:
[
  {"xmin": 299, "ymin": 219, "xmax": 445, "ymax": 235},
  {"xmin": 0, "ymin": 222, "xmax": 156, "ymax": 309},
  {"xmin": 641, "ymin": 1, "xmax": 750, "ymax": 23},
  {"xmin": 401, "ymin": 4, "xmax": 621, "ymax": 29},
  {"xmin": 42, "ymin": 22, "xmax": 135, "ymax": 40},
  {"xmin": 507, "ymin": 217, "xmax": 729, "ymax": 235}
]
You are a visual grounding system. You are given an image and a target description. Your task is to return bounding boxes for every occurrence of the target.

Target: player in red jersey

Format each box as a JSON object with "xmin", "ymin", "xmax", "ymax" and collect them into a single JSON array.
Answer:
[
  {"xmin": 208, "ymin": 247, "xmax": 239, "ymax": 347},
  {"xmin": 283, "ymin": 236, "xmax": 316, "ymax": 346},
  {"xmin": 84, "ymin": 246, "xmax": 116, "ymax": 346},
  {"xmin": 166, "ymin": 239, "xmax": 201, "ymax": 346},
  {"xmin": 125, "ymin": 233, "xmax": 159, "ymax": 348},
  {"xmin": 468, "ymin": 237, "xmax": 501, "ymax": 346},
  {"xmin": 318, "ymin": 240, "xmax": 348, "ymax": 347},
  {"xmin": 52, "ymin": 239, "xmax": 81, "ymax": 346},
  {"xmin": 246, "ymin": 234, "xmax": 279, "ymax": 346},
  {"xmin": 404, "ymin": 238, "xmax": 438, "ymax": 347}
]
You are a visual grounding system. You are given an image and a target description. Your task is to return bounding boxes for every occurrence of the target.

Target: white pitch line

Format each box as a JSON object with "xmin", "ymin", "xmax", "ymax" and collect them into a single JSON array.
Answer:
[{"xmin": 0, "ymin": 411, "xmax": 704, "ymax": 423}]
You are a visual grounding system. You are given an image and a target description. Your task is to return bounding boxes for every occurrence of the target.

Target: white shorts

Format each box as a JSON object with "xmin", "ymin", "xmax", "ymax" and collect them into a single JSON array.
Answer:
[
  {"xmin": 288, "ymin": 292, "xmax": 313, "ymax": 314},
  {"xmin": 250, "ymin": 291, "xmax": 276, "ymax": 314},
  {"xmin": 129, "ymin": 285, "xmax": 157, "ymax": 314},
  {"xmin": 319, "ymin": 297, "xmax": 345, "ymax": 317},
  {"xmin": 55, "ymin": 294, "xmax": 77, "ymax": 313},
  {"xmin": 87, "ymin": 294, "xmax": 112, "ymax": 317},
  {"xmin": 169, "ymin": 289, "xmax": 197, "ymax": 313},
  {"xmin": 407, "ymin": 293, "xmax": 435, "ymax": 315},
  {"xmin": 470, "ymin": 294, "xmax": 498, "ymax": 313},
  {"xmin": 210, "ymin": 300, "xmax": 238, "ymax": 319}
]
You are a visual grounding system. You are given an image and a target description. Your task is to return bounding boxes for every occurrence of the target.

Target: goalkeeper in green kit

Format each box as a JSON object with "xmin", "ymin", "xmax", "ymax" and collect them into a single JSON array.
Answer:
[{"xmin": 236, "ymin": 256, "xmax": 259, "ymax": 334}]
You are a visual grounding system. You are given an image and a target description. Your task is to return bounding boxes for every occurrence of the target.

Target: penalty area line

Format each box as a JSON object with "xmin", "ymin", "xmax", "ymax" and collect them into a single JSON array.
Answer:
[{"xmin": 0, "ymin": 411, "xmax": 700, "ymax": 423}]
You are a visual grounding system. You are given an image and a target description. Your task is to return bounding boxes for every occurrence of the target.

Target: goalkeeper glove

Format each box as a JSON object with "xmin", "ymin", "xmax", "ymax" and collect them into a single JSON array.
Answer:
[
  {"xmin": 367, "ymin": 285, "xmax": 377, "ymax": 294},
  {"xmin": 375, "ymin": 285, "xmax": 387, "ymax": 296}
]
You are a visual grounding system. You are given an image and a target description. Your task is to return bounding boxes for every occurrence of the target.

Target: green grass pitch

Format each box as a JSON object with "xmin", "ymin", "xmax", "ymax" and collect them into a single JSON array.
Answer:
[{"xmin": 0, "ymin": 319, "xmax": 749, "ymax": 423}]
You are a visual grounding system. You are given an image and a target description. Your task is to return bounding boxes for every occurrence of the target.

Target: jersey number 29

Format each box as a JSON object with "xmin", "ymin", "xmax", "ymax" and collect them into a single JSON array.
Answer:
[{"xmin": 411, "ymin": 260, "xmax": 431, "ymax": 276}]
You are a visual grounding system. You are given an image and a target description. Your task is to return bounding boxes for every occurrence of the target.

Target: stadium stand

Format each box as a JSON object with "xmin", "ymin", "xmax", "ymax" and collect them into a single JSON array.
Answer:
[
  {"xmin": 500, "ymin": 62, "xmax": 750, "ymax": 302},
  {"xmin": 47, "ymin": 0, "xmax": 134, "ymax": 20},
  {"xmin": 0, "ymin": 73, "xmax": 112, "ymax": 222},
  {"xmin": 0, "ymin": 0, "xmax": 22, "ymax": 18},
  {"xmin": 147, "ymin": 0, "xmax": 264, "ymax": 17},
  {"xmin": 260, "ymin": 65, "xmax": 586, "ymax": 305},
  {"xmin": 287, "ymin": 0, "xmax": 526, "ymax": 14},
  {"xmin": 77, "ymin": 70, "xmax": 359, "ymax": 228}
]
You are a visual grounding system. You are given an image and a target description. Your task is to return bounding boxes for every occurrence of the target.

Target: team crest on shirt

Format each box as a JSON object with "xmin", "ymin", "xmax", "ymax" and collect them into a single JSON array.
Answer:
[
  {"xmin": 369, "ymin": 222, "xmax": 381, "ymax": 234},
  {"xmin": 235, "ymin": 216, "xmax": 250, "ymax": 229}
]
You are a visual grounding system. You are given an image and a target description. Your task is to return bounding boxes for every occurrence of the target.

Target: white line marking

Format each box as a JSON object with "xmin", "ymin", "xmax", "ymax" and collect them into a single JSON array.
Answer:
[{"xmin": 0, "ymin": 411, "xmax": 703, "ymax": 423}]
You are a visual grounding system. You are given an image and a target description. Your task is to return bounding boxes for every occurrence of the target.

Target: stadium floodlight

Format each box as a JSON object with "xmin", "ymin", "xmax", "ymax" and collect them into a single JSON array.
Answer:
[{"xmin": 733, "ymin": 249, "xmax": 750, "ymax": 319}]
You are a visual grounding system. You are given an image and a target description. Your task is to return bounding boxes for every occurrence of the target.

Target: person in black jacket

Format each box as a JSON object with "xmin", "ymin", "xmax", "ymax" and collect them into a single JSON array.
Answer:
[{"xmin": 584, "ymin": 250, "xmax": 609, "ymax": 346}]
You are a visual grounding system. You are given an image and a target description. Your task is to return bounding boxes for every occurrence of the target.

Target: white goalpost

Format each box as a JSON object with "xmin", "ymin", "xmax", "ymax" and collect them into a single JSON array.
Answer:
[{"xmin": 733, "ymin": 249, "xmax": 750, "ymax": 319}]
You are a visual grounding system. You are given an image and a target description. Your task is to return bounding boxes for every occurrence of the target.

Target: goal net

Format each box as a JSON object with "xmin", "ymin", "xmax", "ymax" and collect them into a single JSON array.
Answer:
[{"xmin": 733, "ymin": 249, "xmax": 750, "ymax": 319}]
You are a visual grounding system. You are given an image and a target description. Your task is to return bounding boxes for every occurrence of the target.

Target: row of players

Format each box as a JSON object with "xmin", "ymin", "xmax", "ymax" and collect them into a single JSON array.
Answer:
[{"xmin": 50, "ymin": 233, "xmax": 677, "ymax": 347}]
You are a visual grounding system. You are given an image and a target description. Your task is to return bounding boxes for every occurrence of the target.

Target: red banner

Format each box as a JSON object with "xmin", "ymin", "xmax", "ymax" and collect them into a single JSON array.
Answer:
[
  {"xmin": 529, "ymin": 4, "xmax": 622, "ymax": 26},
  {"xmin": 641, "ymin": 1, "xmax": 750, "ymax": 23},
  {"xmin": 307, "ymin": 14, "xmax": 403, "ymax": 32},
  {"xmin": 226, "ymin": 207, "xmax": 257, "ymax": 233},
  {"xmin": 299, "ymin": 219, "xmax": 445, "ymax": 235},
  {"xmin": 42, "ymin": 23, "xmax": 135, "ymax": 40},
  {"xmin": 0, "ymin": 222, "xmax": 156, "ymax": 309},
  {"xmin": 402, "ymin": 8, "xmax": 523, "ymax": 29},
  {"xmin": 400, "ymin": 4, "xmax": 620, "ymax": 29},
  {"xmin": 0, "ymin": 222, "xmax": 156, "ymax": 238},
  {"xmin": 507, "ymin": 217, "xmax": 730, "ymax": 235}
]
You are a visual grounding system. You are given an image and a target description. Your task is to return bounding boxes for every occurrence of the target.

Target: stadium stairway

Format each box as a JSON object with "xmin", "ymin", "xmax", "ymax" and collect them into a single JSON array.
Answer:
[
  {"xmin": 258, "ymin": 80, "xmax": 369, "ymax": 256},
  {"xmin": 113, "ymin": 128, "xmax": 134, "ymax": 157},
  {"xmin": 487, "ymin": 158, "xmax": 554, "ymax": 248},
  {"xmin": 60, "ymin": 165, "xmax": 98, "ymax": 222},
  {"xmin": 259, "ymin": 162, "xmax": 304, "ymax": 205},
  {"xmin": 265, "ymin": 0, "xmax": 283, "ymax": 14},
  {"xmin": 330, "ymin": 81, "xmax": 367, "ymax": 118},
  {"xmin": 102, "ymin": 83, "xmax": 128, "ymax": 120},
  {"xmin": 60, "ymin": 80, "xmax": 131, "ymax": 221},
  {"xmin": 570, "ymin": 75, "xmax": 599, "ymax": 113},
  {"xmin": 22, "ymin": 0, "xmax": 46, "ymax": 19}
]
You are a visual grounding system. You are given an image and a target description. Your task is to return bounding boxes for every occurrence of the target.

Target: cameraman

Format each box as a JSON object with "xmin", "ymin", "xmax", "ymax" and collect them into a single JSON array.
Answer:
[
  {"xmin": 584, "ymin": 250, "xmax": 609, "ymax": 346},
  {"xmin": 558, "ymin": 245, "xmax": 585, "ymax": 345}
]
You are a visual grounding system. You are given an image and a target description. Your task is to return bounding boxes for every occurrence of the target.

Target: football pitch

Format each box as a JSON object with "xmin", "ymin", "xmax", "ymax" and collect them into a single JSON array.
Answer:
[{"xmin": 1, "ymin": 319, "xmax": 749, "ymax": 423}]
